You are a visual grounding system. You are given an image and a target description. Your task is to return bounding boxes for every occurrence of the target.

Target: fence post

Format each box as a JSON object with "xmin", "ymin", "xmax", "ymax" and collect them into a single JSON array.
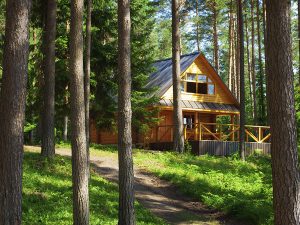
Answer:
[
  {"xmin": 184, "ymin": 125, "xmax": 187, "ymax": 140},
  {"xmin": 199, "ymin": 123, "xmax": 202, "ymax": 141},
  {"xmin": 259, "ymin": 127, "xmax": 262, "ymax": 142}
]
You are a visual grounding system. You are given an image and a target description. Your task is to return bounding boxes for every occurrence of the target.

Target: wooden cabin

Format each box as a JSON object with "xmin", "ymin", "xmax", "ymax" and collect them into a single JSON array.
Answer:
[{"xmin": 90, "ymin": 52, "xmax": 271, "ymax": 155}]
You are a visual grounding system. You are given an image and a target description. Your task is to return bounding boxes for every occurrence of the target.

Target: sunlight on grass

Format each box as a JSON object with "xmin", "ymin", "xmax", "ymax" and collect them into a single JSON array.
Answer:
[
  {"xmin": 133, "ymin": 150, "xmax": 273, "ymax": 225},
  {"xmin": 22, "ymin": 152, "xmax": 165, "ymax": 225}
]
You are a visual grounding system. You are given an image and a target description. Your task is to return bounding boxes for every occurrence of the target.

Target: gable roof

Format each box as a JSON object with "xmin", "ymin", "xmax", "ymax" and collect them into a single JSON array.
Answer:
[
  {"xmin": 145, "ymin": 52, "xmax": 200, "ymax": 97},
  {"xmin": 146, "ymin": 52, "xmax": 239, "ymax": 107}
]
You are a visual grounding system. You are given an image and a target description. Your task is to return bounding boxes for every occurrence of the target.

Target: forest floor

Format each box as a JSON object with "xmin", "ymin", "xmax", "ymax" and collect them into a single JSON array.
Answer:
[{"xmin": 25, "ymin": 145, "xmax": 249, "ymax": 225}]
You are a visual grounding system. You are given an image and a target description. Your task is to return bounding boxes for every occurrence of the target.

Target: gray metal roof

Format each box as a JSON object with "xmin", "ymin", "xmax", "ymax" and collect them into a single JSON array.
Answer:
[
  {"xmin": 158, "ymin": 99, "xmax": 239, "ymax": 113},
  {"xmin": 145, "ymin": 52, "xmax": 200, "ymax": 97}
]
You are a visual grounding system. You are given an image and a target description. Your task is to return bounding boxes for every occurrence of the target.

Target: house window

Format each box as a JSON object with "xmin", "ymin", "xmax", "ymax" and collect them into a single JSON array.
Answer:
[
  {"xmin": 181, "ymin": 73, "xmax": 215, "ymax": 95},
  {"xmin": 183, "ymin": 114, "xmax": 194, "ymax": 129}
]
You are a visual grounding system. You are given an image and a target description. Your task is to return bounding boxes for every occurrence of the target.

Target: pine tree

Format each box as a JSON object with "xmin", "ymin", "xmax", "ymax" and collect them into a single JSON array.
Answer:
[
  {"xmin": 41, "ymin": 0, "xmax": 57, "ymax": 157},
  {"xmin": 172, "ymin": 0, "xmax": 184, "ymax": 153},
  {"xmin": 0, "ymin": 0, "xmax": 31, "ymax": 223},
  {"xmin": 265, "ymin": 0, "xmax": 300, "ymax": 224},
  {"xmin": 69, "ymin": 0, "xmax": 90, "ymax": 223},
  {"xmin": 117, "ymin": 0, "xmax": 136, "ymax": 222},
  {"xmin": 237, "ymin": 0, "xmax": 245, "ymax": 160}
]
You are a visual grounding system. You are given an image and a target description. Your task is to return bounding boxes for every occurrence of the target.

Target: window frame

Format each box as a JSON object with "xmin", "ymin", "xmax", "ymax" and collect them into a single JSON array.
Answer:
[{"xmin": 181, "ymin": 73, "xmax": 215, "ymax": 95}]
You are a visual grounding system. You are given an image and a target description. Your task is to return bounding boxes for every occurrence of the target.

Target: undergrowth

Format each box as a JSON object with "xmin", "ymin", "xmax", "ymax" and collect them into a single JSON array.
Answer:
[{"xmin": 22, "ymin": 152, "xmax": 165, "ymax": 225}]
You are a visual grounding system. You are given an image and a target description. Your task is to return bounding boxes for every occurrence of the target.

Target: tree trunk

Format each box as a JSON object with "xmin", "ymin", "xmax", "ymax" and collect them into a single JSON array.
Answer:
[
  {"xmin": 235, "ymin": 17, "xmax": 240, "ymax": 102},
  {"xmin": 63, "ymin": 115, "xmax": 68, "ymax": 141},
  {"xmin": 245, "ymin": 13, "xmax": 254, "ymax": 120},
  {"xmin": 0, "ymin": 0, "xmax": 31, "ymax": 224},
  {"xmin": 196, "ymin": 0, "xmax": 200, "ymax": 52},
  {"xmin": 117, "ymin": 0, "xmax": 136, "ymax": 223},
  {"xmin": 69, "ymin": 0, "xmax": 89, "ymax": 224},
  {"xmin": 41, "ymin": 0, "xmax": 57, "ymax": 158},
  {"xmin": 228, "ymin": 0, "xmax": 233, "ymax": 90},
  {"xmin": 84, "ymin": 0, "xmax": 92, "ymax": 177},
  {"xmin": 256, "ymin": 0, "xmax": 265, "ymax": 124},
  {"xmin": 172, "ymin": 0, "xmax": 184, "ymax": 153},
  {"xmin": 250, "ymin": 0, "xmax": 257, "ymax": 124},
  {"xmin": 212, "ymin": 0, "xmax": 219, "ymax": 73},
  {"xmin": 237, "ymin": 0, "xmax": 245, "ymax": 161},
  {"xmin": 265, "ymin": 1, "xmax": 300, "ymax": 224}
]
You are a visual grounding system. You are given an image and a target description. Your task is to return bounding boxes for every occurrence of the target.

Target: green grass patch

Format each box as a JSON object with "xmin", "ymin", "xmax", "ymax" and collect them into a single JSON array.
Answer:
[
  {"xmin": 133, "ymin": 151, "xmax": 273, "ymax": 225},
  {"xmin": 22, "ymin": 152, "xmax": 165, "ymax": 225}
]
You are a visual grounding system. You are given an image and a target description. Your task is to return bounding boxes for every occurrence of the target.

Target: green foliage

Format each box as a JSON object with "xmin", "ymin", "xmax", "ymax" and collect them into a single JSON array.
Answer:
[
  {"xmin": 184, "ymin": 140, "xmax": 192, "ymax": 154},
  {"xmin": 90, "ymin": 0, "xmax": 160, "ymax": 134},
  {"xmin": 133, "ymin": 151, "xmax": 273, "ymax": 225},
  {"xmin": 22, "ymin": 152, "xmax": 166, "ymax": 225}
]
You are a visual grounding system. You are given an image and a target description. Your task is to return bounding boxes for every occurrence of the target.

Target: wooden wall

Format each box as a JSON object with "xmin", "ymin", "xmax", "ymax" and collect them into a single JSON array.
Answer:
[
  {"xmin": 89, "ymin": 120, "xmax": 118, "ymax": 145},
  {"xmin": 162, "ymin": 57, "xmax": 235, "ymax": 104}
]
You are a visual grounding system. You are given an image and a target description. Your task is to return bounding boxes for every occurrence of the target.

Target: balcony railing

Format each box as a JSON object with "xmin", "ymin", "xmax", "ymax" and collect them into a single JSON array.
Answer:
[{"xmin": 150, "ymin": 123, "xmax": 271, "ymax": 143}]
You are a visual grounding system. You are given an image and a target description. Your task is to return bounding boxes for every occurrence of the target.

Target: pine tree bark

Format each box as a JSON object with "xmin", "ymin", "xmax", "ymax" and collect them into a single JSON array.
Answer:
[
  {"xmin": 0, "ymin": 0, "xmax": 31, "ymax": 224},
  {"xmin": 250, "ymin": 0, "xmax": 257, "ymax": 124},
  {"xmin": 84, "ymin": 0, "xmax": 92, "ymax": 176},
  {"xmin": 265, "ymin": 0, "xmax": 300, "ymax": 224},
  {"xmin": 237, "ymin": 0, "xmax": 245, "ymax": 160},
  {"xmin": 117, "ymin": 0, "xmax": 136, "ymax": 223},
  {"xmin": 212, "ymin": 0, "xmax": 219, "ymax": 73},
  {"xmin": 256, "ymin": 0, "xmax": 265, "ymax": 124},
  {"xmin": 196, "ymin": 0, "xmax": 200, "ymax": 52},
  {"xmin": 172, "ymin": 0, "xmax": 184, "ymax": 153},
  {"xmin": 245, "ymin": 14, "xmax": 254, "ymax": 119},
  {"xmin": 228, "ymin": 0, "xmax": 233, "ymax": 90},
  {"xmin": 63, "ymin": 115, "xmax": 68, "ymax": 141},
  {"xmin": 70, "ymin": 0, "xmax": 90, "ymax": 224},
  {"xmin": 41, "ymin": 0, "xmax": 57, "ymax": 157}
]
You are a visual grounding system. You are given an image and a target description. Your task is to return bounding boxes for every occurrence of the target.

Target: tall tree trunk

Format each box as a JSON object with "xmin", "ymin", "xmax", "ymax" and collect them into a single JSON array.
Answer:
[
  {"xmin": 41, "ymin": 0, "xmax": 57, "ymax": 157},
  {"xmin": 265, "ymin": 1, "xmax": 300, "ymax": 224},
  {"xmin": 63, "ymin": 115, "xmax": 68, "ymax": 141},
  {"xmin": 235, "ymin": 14, "xmax": 240, "ymax": 102},
  {"xmin": 256, "ymin": 0, "xmax": 265, "ymax": 124},
  {"xmin": 84, "ymin": 0, "xmax": 92, "ymax": 177},
  {"xmin": 237, "ymin": 0, "xmax": 245, "ymax": 161},
  {"xmin": 69, "ymin": 0, "xmax": 89, "ymax": 224},
  {"xmin": 117, "ymin": 0, "xmax": 135, "ymax": 223},
  {"xmin": 228, "ymin": 0, "xmax": 233, "ymax": 90},
  {"xmin": 212, "ymin": 0, "xmax": 219, "ymax": 73},
  {"xmin": 250, "ymin": 0, "xmax": 257, "ymax": 124},
  {"xmin": 233, "ymin": 14, "xmax": 237, "ymax": 97},
  {"xmin": 0, "ymin": 0, "xmax": 31, "ymax": 223},
  {"xmin": 196, "ymin": 0, "xmax": 200, "ymax": 52},
  {"xmin": 245, "ymin": 13, "xmax": 254, "ymax": 120},
  {"xmin": 172, "ymin": 0, "xmax": 184, "ymax": 153}
]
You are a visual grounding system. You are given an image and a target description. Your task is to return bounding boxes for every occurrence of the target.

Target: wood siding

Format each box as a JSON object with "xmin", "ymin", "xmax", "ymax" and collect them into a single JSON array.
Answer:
[{"xmin": 162, "ymin": 57, "xmax": 235, "ymax": 104}]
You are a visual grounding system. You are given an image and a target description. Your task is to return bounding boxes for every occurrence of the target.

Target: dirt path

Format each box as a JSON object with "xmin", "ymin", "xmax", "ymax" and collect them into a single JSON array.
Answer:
[
  {"xmin": 26, "ymin": 146, "xmax": 245, "ymax": 225},
  {"xmin": 55, "ymin": 148, "xmax": 246, "ymax": 225}
]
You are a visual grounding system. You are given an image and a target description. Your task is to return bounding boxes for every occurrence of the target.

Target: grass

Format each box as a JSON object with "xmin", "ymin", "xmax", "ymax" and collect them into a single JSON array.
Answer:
[
  {"xmin": 22, "ymin": 152, "xmax": 166, "ymax": 225},
  {"xmin": 132, "ymin": 150, "xmax": 273, "ymax": 225},
  {"xmin": 25, "ymin": 142, "xmax": 274, "ymax": 224}
]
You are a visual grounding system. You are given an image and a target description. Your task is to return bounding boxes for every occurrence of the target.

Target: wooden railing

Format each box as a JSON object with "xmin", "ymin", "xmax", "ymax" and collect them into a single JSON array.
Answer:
[{"xmin": 151, "ymin": 123, "xmax": 271, "ymax": 143}]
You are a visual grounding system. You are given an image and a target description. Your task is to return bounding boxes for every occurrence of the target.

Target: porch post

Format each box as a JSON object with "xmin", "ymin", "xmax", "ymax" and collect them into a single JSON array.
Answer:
[
  {"xmin": 231, "ymin": 114, "xmax": 235, "ymax": 141},
  {"xmin": 194, "ymin": 111, "xmax": 198, "ymax": 140}
]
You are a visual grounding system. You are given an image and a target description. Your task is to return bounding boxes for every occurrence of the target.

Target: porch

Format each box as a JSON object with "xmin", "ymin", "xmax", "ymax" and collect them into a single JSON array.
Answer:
[{"xmin": 147, "ymin": 122, "xmax": 271, "ymax": 156}]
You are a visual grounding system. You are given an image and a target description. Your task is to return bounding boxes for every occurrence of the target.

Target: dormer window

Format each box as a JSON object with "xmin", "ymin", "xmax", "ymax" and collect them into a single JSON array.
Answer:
[{"xmin": 180, "ymin": 73, "xmax": 215, "ymax": 95}]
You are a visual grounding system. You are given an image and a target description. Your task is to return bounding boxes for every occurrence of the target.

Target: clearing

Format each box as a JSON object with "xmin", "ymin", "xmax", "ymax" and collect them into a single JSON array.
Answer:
[{"xmin": 25, "ymin": 145, "xmax": 273, "ymax": 224}]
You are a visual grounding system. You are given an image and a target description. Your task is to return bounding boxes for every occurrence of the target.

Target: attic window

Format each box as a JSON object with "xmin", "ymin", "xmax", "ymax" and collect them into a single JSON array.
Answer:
[{"xmin": 181, "ymin": 73, "xmax": 215, "ymax": 95}]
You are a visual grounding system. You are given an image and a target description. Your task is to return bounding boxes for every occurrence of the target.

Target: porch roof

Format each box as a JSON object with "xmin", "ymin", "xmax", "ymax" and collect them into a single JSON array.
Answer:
[{"xmin": 157, "ymin": 99, "xmax": 239, "ymax": 114}]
